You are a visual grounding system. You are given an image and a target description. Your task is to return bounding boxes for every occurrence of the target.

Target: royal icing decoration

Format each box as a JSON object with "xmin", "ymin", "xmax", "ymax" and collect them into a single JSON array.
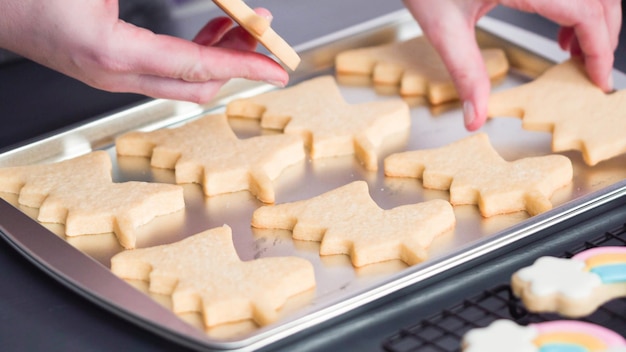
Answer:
[
  {"xmin": 463, "ymin": 320, "xmax": 626, "ymax": 352},
  {"xmin": 515, "ymin": 247, "xmax": 626, "ymax": 298},
  {"xmin": 515, "ymin": 256, "xmax": 602, "ymax": 298},
  {"xmin": 512, "ymin": 247, "xmax": 626, "ymax": 317}
]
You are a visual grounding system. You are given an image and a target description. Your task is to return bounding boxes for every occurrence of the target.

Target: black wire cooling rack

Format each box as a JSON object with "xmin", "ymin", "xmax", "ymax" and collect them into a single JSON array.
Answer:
[{"xmin": 382, "ymin": 223, "xmax": 626, "ymax": 352}]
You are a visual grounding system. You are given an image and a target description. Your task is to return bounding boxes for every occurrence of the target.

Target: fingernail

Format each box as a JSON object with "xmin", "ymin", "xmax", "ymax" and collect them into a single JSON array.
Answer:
[
  {"xmin": 607, "ymin": 72, "xmax": 614, "ymax": 91},
  {"xmin": 258, "ymin": 10, "xmax": 273, "ymax": 22},
  {"xmin": 463, "ymin": 100, "xmax": 475, "ymax": 129},
  {"xmin": 266, "ymin": 79, "xmax": 285, "ymax": 88}
]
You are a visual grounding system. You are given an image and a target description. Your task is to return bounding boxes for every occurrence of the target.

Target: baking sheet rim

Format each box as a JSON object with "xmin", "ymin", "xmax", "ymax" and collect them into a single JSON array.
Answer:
[{"xmin": 0, "ymin": 9, "xmax": 625, "ymax": 351}]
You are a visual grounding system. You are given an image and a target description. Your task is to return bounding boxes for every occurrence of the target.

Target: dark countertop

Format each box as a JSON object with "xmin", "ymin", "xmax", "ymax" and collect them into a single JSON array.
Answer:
[{"xmin": 0, "ymin": 2, "xmax": 625, "ymax": 351}]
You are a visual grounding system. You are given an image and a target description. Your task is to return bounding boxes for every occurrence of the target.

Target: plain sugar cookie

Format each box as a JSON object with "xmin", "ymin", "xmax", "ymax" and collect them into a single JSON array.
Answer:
[
  {"xmin": 116, "ymin": 113, "xmax": 305, "ymax": 203},
  {"xmin": 488, "ymin": 59, "xmax": 626, "ymax": 166},
  {"xmin": 226, "ymin": 75, "xmax": 411, "ymax": 171},
  {"xmin": 384, "ymin": 133, "xmax": 573, "ymax": 217},
  {"xmin": 251, "ymin": 180, "xmax": 455, "ymax": 267},
  {"xmin": 0, "ymin": 151, "xmax": 184, "ymax": 249},
  {"xmin": 212, "ymin": 0, "xmax": 300, "ymax": 70},
  {"xmin": 111, "ymin": 225, "xmax": 315, "ymax": 328},
  {"xmin": 335, "ymin": 36, "xmax": 509, "ymax": 104}
]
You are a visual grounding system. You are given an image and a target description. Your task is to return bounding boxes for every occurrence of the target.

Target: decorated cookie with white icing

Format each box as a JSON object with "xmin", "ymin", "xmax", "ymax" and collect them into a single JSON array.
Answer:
[
  {"xmin": 512, "ymin": 247, "xmax": 626, "ymax": 317},
  {"xmin": 463, "ymin": 319, "xmax": 626, "ymax": 352}
]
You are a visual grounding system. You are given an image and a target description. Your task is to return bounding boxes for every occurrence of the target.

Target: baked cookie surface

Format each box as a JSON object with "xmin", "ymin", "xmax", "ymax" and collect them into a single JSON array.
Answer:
[
  {"xmin": 488, "ymin": 59, "xmax": 626, "ymax": 166},
  {"xmin": 226, "ymin": 75, "xmax": 411, "ymax": 171},
  {"xmin": 0, "ymin": 151, "xmax": 184, "ymax": 249},
  {"xmin": 212, "ymin": 0, "xmax": 300, "ymax": 70},
  {"xmin": 116, "ymin": 113, "xmax": 305, "ymax": 203},
  {"xmin": 252, "ymin": 180, "xmax": 455, "ymax": 267},
  {"xmin": 335, "ymin": 36, "xmax": 509, "ymax": 104},
  {"xmin": 111, "ymin": 225, "xmax": 316, "ymax": 328},
  {"xmin": 384, "ymin": 133, "xmax": 573, "ymax": 217}
]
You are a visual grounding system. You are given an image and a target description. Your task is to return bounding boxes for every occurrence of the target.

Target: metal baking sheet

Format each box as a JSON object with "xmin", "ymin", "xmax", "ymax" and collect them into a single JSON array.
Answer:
[{"xmin": 1, "ymin": 9, "xmax": 626, "ymax": 351}]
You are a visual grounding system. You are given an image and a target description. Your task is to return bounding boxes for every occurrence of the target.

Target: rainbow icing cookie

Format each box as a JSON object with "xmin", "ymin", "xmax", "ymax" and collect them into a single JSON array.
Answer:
[
  {"xmin": 512, "ymin": 247, "xmax": 626, "ymax": 317},
  {"xmin": 463, "ymin": 319, "xmax": 626, "ymax": 352}
]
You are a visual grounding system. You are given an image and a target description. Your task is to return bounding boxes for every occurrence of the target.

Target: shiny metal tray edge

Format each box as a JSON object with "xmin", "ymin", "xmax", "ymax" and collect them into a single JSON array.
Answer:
[
  {"xmin": 1, "ymin": 9, "xmax": 626, "ymax": 351},
  {"xmin": 0, "ymin": 200, "xmax": 213, "ymax": 349}
]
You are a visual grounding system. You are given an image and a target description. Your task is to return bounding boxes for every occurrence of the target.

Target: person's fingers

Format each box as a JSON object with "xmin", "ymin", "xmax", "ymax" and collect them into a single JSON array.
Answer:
[
  {"xmin": 598, "ymin": 0, "xmax": 622, "ymax": 89},
  {"xmin": 192, "ymin": 16, "xmax": 234, "ymax": 46},
  {"xmin": 599, "ymin": 0, "xmax": 622, "ymax": 52},
  {"xmin": 557, "ymin": 27, "xmax": 575, "ymax": 51},
  {"xmin": 133, "ymin": 75, "xmax": 229, "ymax": 103},
  {"xmin": 107, "ymin": 22, "xmax": 288, "ymax": 86},
  {"xmin": 213, "ymin": 24, "xmax": 259, "ymax": 52},
  {"xmin": 91, "ymin": 7, "xmax": 288, "ymax": 103},
  {"xmin": 569, "ymin": 36, "xmax": 583, "ymax": 57},
  {"xmin": 209, "ymin": 8, "xmax": 273, "ymax": 58},
  {"xmin": 572, "ymin": 8, "xmax": 613, "ymax": 91},
  {"xmin": 501, "ymin": 0, "xmax": 615, "ymax": 91},
  {"xmin": 192, "ymin": 7, "xmax": 272, "ymax": 47},
  {"xmin": 403, "ymin": 0, "xmax": 496, "ymax": 130}
]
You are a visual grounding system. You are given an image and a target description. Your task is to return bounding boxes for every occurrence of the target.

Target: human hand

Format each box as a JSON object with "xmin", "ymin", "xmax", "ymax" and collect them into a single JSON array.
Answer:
[
  {"xmin": 0, "ymin": 0, "xmax": 288, "ymax": 103},
  {"xmin": 403, "ymin": 0, "xmax": 621, "ymax": 131}
]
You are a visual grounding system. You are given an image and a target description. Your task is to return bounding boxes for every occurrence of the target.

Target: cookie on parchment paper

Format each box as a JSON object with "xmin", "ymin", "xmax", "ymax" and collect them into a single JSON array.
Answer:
[
  {"xmin": 0, "ymin": 151, "xmax": 184, "ymax": 249},
  {"xmin": 110, "ymin": 225, "xmax": 316, "ymax": 328}
]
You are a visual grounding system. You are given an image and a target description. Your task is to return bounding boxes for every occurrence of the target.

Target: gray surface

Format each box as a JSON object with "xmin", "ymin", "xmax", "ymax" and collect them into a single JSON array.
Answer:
[{"xmin": 170, "ymin": 1, "xmax": 405, "ymax": 45}]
